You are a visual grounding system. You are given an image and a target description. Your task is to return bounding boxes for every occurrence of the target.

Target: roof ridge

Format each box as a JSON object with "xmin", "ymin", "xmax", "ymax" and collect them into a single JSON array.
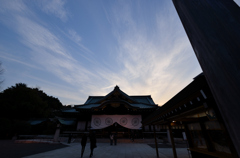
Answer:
[
  {"xmin": 130, "ymin": 95, "xmax": 151, "ymax": 97},
  {"xmin": 88, "ymin": 96, "xmax": 105, "ymax": 97}
]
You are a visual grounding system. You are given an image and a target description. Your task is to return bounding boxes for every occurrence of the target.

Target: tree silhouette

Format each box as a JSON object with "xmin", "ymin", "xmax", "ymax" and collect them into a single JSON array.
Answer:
[
  {"xmin": 0, "ymin": 83, "xmax": 63, "ymax": 138},
  {"xmin": 0, "ymin": 83, "xmax": 63, "ymax": 119}
]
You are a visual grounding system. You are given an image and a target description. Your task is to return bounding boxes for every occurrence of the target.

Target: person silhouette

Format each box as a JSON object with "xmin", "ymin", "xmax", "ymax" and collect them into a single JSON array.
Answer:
[
  {"xmin": 81, "ymin": 133, "xmax": 87, "ymax": 158},
  {"xmin": 89, "ymin": 131, "xmax": 97, "ymax": 157},
  {"xmin": 114, "ymin": 133, "xmax": 117, "ymax": 145},
  {"xmin": 68, "ymin": 133, "xmax": 73, "ymax": 144},
  {"xmin": 110, "ymin": 132, "xmax": 113, "ymax": 145}
]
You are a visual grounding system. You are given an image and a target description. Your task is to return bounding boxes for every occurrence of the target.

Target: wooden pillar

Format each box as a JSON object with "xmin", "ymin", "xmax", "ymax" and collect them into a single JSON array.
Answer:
[
  {"xmin": 168, "ymin": 124, "xmax": 177, "ymax": 158},
  {"xmin": 183, "ymin": 124, "xmax": 193, "ymax": 148},
  {"xmin": 172, "ymin": 1, "xmax": 240, "ymax": 156},
  {"xmin": 167, "ymin": 130, "xmax": 171, "ymax": 145},
  {"xmin": 53, "ymin": 123, "xmax": 61, "ymax": 142},
  {"xmin": 153, "ymin": 125, "xmax": 159, "ymax": 158}
]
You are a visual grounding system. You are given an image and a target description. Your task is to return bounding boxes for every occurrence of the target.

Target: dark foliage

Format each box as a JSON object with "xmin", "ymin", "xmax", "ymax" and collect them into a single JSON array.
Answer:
[
  {"xmin": 0, "ymin": 83, "xmax": 63, "ymax": 138},
  {"xmin": 0, "ymin": 83, "xmax": 62, "ymax": 119}
]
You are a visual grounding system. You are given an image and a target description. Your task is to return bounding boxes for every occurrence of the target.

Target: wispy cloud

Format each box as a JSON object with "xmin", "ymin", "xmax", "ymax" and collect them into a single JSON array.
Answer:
[
  {"xmin": 0, "ymin": 0, "xmax": 27, "ymax": 13},
  {"xmin": 0, "ymin": 0, "xmax": 202, "ymax": 105},
  {"xmin": 64, "ymin": 29, "xmax": 94, "ymax": 56},
  {"xmin": 68, "ymin": 29, "xmax": 82, "ymax": 43},
  {"xmin": 25, "ymin": 74, "xmax": 86, "ymax": 104},
  {"xmin": 0, "ymin": 1, "xmax": 98, "ymax": 90},
  {"xmin": 40, "ymin": 0, "xmax": 68, "ymax": 22},
  {"xmin": 0, "ymin": 52, "xmax": 41, "ymax": 70},
  {"xmin": 94, "ymin": 1, "xmax": 202, "ymax": 105},
  {"xmin": 17, "ymin": 16, "xmax": 72, "ymax": 59}
]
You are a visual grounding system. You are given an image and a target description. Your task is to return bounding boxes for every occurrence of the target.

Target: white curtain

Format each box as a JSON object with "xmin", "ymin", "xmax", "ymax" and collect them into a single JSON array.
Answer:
[{"xmin": 91, "ymin": 115, "xmax": 142, "ymax": 129}]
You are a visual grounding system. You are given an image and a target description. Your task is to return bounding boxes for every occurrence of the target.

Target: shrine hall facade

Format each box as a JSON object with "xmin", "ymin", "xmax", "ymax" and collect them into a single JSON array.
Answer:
[{"xmin": 57, "ymin": 86, "xmax": 158, "ymax": 137}]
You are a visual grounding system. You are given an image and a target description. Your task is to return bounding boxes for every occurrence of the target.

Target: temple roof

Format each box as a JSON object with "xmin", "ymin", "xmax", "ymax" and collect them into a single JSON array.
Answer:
[
  {"xmin": 84, "ymin": 97, "xmax": 104, "ymax": 104},
  {"xmin": 75, "ymin": 104, "xmax": 100, "ymax": 109},
  {"xmin": 84, "ymin": 95, "xmax": 155, "ymax": 105},
  {"xmin": 73, "ymin": 86, "xmax": 158, "ymax": 110},
  {"xmin": 130, "ymin": 96, "xmax": 155, "ymax": 105},
  {"xmin": 130, "ymin": 103, "xmax": 156, "ymax": 108},
  {"xmin": 61, "ymin": 108, "xmax": 78, "ymax": 113},
  {"xmin": 84, "ymin": 85, "xmax": 156, "ymax": 105},
  {"xmin": 28, "ymin": 118, "xmax": 48, "ymax": 125},
  {"xmin": 75, "ymin": 103, "xmax": 156, "ymax": 109},
  {"xmin": 57, "ymin": 117, "xmax": 76, "ymax": 125}
]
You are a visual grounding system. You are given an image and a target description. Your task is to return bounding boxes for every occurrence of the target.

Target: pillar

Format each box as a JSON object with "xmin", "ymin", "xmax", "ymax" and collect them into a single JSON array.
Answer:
[
  {"xmin": 53, "ymin": 123, "xmax": 61, "ymax": 142},
  {"xmin": 153, "ymin": 125, "xmax": 159, "ymax": 158},
  {"xmin": 168, "ymin": 124, "xmax": 177, "ymax": 158}
]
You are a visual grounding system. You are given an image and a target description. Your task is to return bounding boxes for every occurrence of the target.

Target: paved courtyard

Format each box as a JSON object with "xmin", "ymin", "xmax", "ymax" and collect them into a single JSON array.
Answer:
[{"xmin": 23, "ymin": 142, "xmax": 190, "ymax": 158}]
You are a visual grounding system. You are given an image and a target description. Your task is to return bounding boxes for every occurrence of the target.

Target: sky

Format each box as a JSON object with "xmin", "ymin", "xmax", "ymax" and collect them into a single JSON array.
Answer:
[{"xmin": 0, "ymin": 0, "xmax": 240, "ymax": 106}]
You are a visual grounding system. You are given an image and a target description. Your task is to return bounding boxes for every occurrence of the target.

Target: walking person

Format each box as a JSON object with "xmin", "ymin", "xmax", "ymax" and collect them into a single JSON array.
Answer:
[
  {"xmin": 131, "ymin": 130, "xmax": 135, "ymax": 142},
  {"xmin": 81, "ymin": 133, "xmax": 87, "ymax": 158},
  {"xmin": 89, "ymin": 131, "xmax": 97, "ymax": 157},
  {"xmin": 68, "ymin": 133, "xmax": 73, "ymax": 144},
  {"xmin": 109, "ymin": 132, "xmax": 113, "ymax": 145},
  {"xmin": 113, "ymin": 133, "xmax": 117, "ymax": 145}
]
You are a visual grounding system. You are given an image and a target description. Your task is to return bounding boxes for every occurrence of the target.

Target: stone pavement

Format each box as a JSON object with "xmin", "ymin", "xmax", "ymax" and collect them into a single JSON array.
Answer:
[{"xmin": 23, "ymin": 142, "xmax": 190, "ymax": 158}]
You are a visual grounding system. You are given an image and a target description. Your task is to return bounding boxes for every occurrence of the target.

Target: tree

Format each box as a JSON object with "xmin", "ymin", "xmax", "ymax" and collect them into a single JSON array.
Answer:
[
  {"xmin": 0, "ymin": 83, "xmax": 63, "ymax": 119},
  {"xmin": 0, "ymin": 83, "xmax": 63, "ymax": 138}
]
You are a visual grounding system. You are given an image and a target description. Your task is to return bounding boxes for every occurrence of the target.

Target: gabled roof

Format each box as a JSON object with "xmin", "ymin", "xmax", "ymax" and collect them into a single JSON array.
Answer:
[
  {"xmin": 74, "ymin": 86, "xmax": 158, "ymax": 110},
  {"xmin": 56, "ymin": 117, "xmax": 76, "ymax": 125},
  {"xmin": 84, "ymin": 96, "xmax": 104, "ymax": 104},
  {"xmin": 75, "ymin": 103, "xmax": 157, "ymax": 110},
  {"xmin": 130, "ymin": 103, "xmax": 157, "ymax": 109},
  {"xmin": 61, "ymin": 108, "xmax": 78, "ymax": 113},
  {"xmin": 95, "ymin": 85, "xmax": 138, "ymax": 104},
  {"xmin": 75, "ymin": 104, "xmax": 100, "ymax": 109},
  {"xmin": 130, "ymin": 96, "xmax": 155, "ymax": 105},
  {"xmin": 28, "ymin": 118, "xmax": 48, "ymax": 125},
  {"xmin": 83, "ymin": 86, "xmax": 155, "ymax": 105}
]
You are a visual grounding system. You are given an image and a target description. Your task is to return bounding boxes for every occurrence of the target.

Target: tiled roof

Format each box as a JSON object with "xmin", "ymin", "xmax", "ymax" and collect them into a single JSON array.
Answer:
[
  {"xmin": 28, "ymin": 119, "xmax": 48, "ymax": 125},
  {"xmin": 74, "ymin": 103, "xmax": 157, "ymax": 109},
  {"xmin": 61, "ymin": 108, "xmax": 78, "ymax": 113},
  {"xmin": 130, "ymin": 96, "xmax": 155, "ymax": 105},
  {"xmin": 130, "ymin": 103, "xmax": 157, "ymax": 108},
  {"xmin": 75, "ymin": 104, "xmax": 100, "ymax": 109},
  {"xmin": 84, "ymin": 97, "xmax": 104, "ymax": 104},
  {"xmin": 57, "ymin": 118, "xmax": 76, "ymax": 125},
  {"xmin": 84, "ymin": 96, "xmax": 155, "ymax": 105},
  {"xmin": 67, "ymin": 86, "xmax": 158, "ymax": 112}
]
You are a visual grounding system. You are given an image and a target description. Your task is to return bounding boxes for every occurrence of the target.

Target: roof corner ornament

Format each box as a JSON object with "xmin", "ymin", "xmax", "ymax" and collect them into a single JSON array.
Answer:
[{"xmin": 114, "ymin": 85, "xmax": 120, "ymax": 90}]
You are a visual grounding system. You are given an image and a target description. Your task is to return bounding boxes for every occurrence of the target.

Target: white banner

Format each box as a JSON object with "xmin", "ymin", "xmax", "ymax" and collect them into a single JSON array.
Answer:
[{"xmin": 91, "ymin": 115, "xmax": 142, "ymax": 129}]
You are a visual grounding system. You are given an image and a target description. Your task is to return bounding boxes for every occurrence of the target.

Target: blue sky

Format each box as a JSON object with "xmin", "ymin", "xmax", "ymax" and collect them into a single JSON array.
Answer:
[{"xmin": 1, "ymin": 0, "xmax": 239, "ymax": 106}]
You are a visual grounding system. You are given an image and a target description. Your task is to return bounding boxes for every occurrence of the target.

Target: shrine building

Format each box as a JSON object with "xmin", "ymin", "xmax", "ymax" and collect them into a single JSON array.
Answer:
[{"xmin": 56, "ymin": 85, "xmax": 158, "ymax": 138}]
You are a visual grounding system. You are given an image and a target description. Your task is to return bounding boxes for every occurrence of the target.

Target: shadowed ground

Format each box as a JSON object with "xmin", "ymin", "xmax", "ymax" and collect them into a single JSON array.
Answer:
[
  {"xmin": 0, "ymin": 139, "xmax": 190, "ymax": 158},
  {"xmin": 0, "ymin": 140, "xmax": 68, "ymax": 158},
  {"xmin": 148, "ymin": 142, "xmax": 188, "ymax": 148}
]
